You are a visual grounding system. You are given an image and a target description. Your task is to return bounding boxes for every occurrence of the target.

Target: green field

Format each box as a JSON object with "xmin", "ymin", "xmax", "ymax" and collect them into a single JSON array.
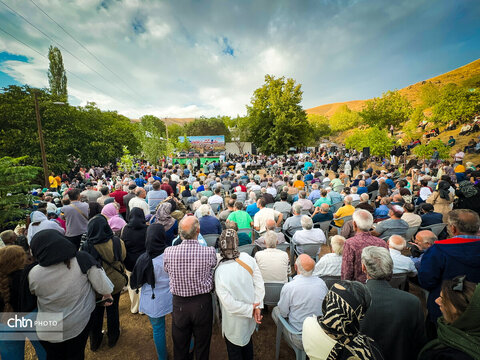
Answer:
[{"xmin": 173, "ymin": 157, "xmax": 220, "ymax": 165}]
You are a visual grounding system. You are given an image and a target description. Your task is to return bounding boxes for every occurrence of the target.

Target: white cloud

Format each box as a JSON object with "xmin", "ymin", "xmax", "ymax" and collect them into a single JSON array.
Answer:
[{"xmin": 0, "ymin": 0, "xmax": 476, "ymax": 118}]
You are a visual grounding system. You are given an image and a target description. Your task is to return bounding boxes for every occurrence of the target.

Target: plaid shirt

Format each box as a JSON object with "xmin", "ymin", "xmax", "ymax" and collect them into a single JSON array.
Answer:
[{"xmin": 163, "ymin": 239, "xmax": 217, "ymax": 297}]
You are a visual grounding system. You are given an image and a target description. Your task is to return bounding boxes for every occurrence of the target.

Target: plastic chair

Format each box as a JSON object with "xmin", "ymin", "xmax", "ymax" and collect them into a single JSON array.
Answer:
[
  {"xmin": 331, "ymin": 201, "xmax": 343, "ymax": 213},
  {"xmin": 389, "ymin": 273, "xmax": 408, "ymax": 290},
  {"xmin": 419, "ymin": 223, "xmax": 447, "ymax": 237},
  {"xmin": 238, "ymin": 244, "xmax": 256, "ymax": 256},
  {"xmin": 351, "ymin": 200, "xmax": 360, "ymax": 207},
  {"xmin": 315, "ymin": 220, "xmax": 332, "ymax": 245},
  {"xmin": 275, "ymin": 314, "xmax": 306, "ymax": 360},
  {"xmin": 319, "ymin": 275, "xmax": 341, "ymax": 289},
  {"xmin": 294, "ymin": 243, "xmax": 321, "ymax": 261},
  {"xmin": 404, "ymin": 226, "xmax": 419, "ymax": 241},
  {"xmin": 264, "ymin": 283, "xmax": 285, "ymax": 306},
  {"xmin": 276, "ymin": 242, "xmax": 290, "ymax": 252},
  {"xmin": 211, "ymin": 203, "xmax": 222, "ymax": 215},
  {"xmin": 331, "ymin": 215, "xmax": 353, "ymax": 234},
  {"xmin": 203, "ymin": 234, "xmax": 219, "ymax": 247}
]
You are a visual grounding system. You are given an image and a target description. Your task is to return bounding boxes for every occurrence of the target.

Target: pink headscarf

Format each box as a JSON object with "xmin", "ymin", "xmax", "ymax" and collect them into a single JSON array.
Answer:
[{"xmin": 101, "ymin": 203, "xmax": 126, "ymax": 232}]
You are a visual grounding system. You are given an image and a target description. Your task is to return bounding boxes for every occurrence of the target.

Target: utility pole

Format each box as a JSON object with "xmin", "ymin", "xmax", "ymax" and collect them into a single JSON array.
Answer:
[{"xmin": 34, "ymin": 92, "xmax": 49, "ymax": 187}]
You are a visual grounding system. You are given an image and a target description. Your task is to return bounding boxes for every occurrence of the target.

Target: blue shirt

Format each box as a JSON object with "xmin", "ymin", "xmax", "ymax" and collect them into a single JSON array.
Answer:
[
  {"xmin": 139, "ymin": 254, "xmax": 173, "ymax": 318},
  {"xmin": 386, "ymin": 179, "xmax": 395, "ymax": 189},
  {"xmin": 199, "ymin": 216, "xmax": 222, "ymax": 235},
  {"xmin": 327, "ymin": 191, "xmax": 343, "ymax": 205},
  {"xmin": 308, "ymin": 190, "xmax": 321, "ymax": 203},
  {"xmin": 357, "ymin": 187, "xmax": 368, "ymax": 195},
  {"xmin": 374, "ymin": 205, "xmax": 390, "ymax": 219},
  {"xmin": 135, "ymin": 178, "xmax": 146, "ymax": 187},
  {"xmin": 304, "ymin": 173, "xmax": 313, "ymax": 181},
  {"xmin": 146, "ymin": 190, "xmax": 168, "ymax": 212},
  {"xmin": 246, "ymin": 203, "xmax": 260, "ymax": 218}
]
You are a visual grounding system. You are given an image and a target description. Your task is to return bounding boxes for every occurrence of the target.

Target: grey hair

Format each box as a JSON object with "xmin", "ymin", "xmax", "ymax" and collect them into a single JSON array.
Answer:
[
  {"xmin": 344, "ymin": 195, "xmax": 353, "ymax": 204},
  {"xmin": 361, "ymin": 246, "xmax": 393, "ymax": 280},
  {"xmin": 360, "ymin": 193, "xmax": 369, "ymax": 202},
  {"xmin": 199, "ymin": 204, "xmax": 211, "ymax": 217},
  {"xmin": 292, "ymin": 203, "xmax": 302, "ymax": 215},
  {"xmin": 447, "ymin": 209, "xmax": 480, "ymax": 235},
  {"xmin": 352, "ymin": 209, "xmax": 373, "ymax": 231},
  {"xmin": 299, "ymin": 191, "xmax": 306, "ymax": 199},
  {"xmin": 389, "ymin": 235, "xmax": 406, "ymax": 251},
  {"xmin": 179, "ymin": 217, "xmax": 200, "ymax": 240},
  {"xmin": 264, "ymin": 231, "xmax": 278, "ymax": 248},
  {"xmin": 301, "ymin": 215, "xmax": 313, "ymax": 230},
  {"xmin": 249, "ymin": 192, "xmax": 257, "ymax": 200},
  {"xmin": 295, "ymin": 257, "xmax": 313, "ymax": 276},
  {"xmin": 200, "ymin": 196, "xmax": 208, "ymax": 204},
  {"xmin": 330, "ymin": 235, "xmax": 346, "ymax": 255}
]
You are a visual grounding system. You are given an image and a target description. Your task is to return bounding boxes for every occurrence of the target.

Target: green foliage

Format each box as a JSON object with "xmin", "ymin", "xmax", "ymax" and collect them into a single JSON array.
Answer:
[
  {"xmin": 167, "ymin": 123, "xmax": 184, "ymax": 140},
  {"xmin": 184, "ymin": 116, "xmax": 231, "ymax": 141},
  {"xmin": 0, "ymin": 86, "xmax": 140, "ymax": 172},
  {"xmin": 359, "ymin": 90, "xmax": 413, "ymax": 129},
  {"xmin": 0, "ymin": 156, "xmax": 40, "ymax": 229},
  {"xmin": 47, "ymin": 46, "xmax": 67, "ymax": 102},
  {"xmin": 246, "ymin": 75, "xmax": 311, "ymax": 154},
  {"xmin": 345, "ymin": 127, "xmax": 394, "ymax": 157},
  {"xmin": 462, "ymin": 74, "xmax": 480, "ymax": 89},
  {"xmin": 412, "ymin": 139, "xmax": 450, "ymax": 160},
  {"xmin": 329, "ymin": 105, "xmax": 361, "ymax": 132},
  {"xmin": 420, "ymin": 82, "xmax": 441, "ymax": 108},
  {"xmin": 229, "ymin": 116, "xmax": 251, "ymax": 154},
  {"xmin": 307, "ymin": 114, "xmax": 331, "ymax": 144},
  {"xmin": 431, "ymin": 84, "xmax": 480, "ymax": 125},
  {"xmin": 117, "ymin": 146, "xmax": 135, "ymax": 172},
  {"xmin": 137, "ymin": 115, "xmax": 168, "ymax": 163},
  {"xmin": 403, "ymin": 108, "xmax": 425, "ymax": 142}
]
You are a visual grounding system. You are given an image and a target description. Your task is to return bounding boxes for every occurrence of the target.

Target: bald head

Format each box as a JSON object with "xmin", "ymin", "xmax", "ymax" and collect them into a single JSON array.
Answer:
[
  {"xmin": 179, "ymin": 216, "xmax": 200, "ymax": 240},
  {"xmin": 295, "ymin": 254, "xmax": 315, "ymax": 276},
  {"xmin": 320, "ymin": 203, "xmax": 330, "ymax": 213},
  {"xmin": 388, "ymin": 235, "xmax": 406, "ymax": 251},
  {"xmin": 265, "ymin": 218, "xmax": 276, "ymax": 231},
  {"xmin": 415, "ymin": 230, "xmax": 437, "ymax": 250}
]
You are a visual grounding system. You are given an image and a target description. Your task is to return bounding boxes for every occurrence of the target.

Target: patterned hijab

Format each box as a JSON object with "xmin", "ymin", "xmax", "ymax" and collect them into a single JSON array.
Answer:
[
  {"xmin": 219, "ymin": 229, "xmax": 240, "ymax": 261},
  {"xmin": 155, "ymin": 202, "xmax": 175, "ymax": 231},
  {"xmin": 458, "ymin": 180, "xmax": 478, "ymax": 198},
  {"xmin": 319, "ymin": 281, "xmax": 383, "ymax": 360}
]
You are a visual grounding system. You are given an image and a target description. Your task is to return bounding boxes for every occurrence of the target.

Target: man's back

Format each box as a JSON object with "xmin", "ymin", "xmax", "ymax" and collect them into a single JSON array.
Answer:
[
  {"xmin": 146, "ymin": 189, "xmax": 167, "ymax": 211},
  {"xmin": 277, "ymin": 275, "xmax": 328, "ymax": 331},
  {"xmin": 361, "ymin": 280, "xmax": 426, "ymax": 360},
  {"xmin": 255, "ymin": 248, "xmax": 289, "ymax": 283},
  {"xmin": 420, "ymin": 212, "xmax": 443, "ymax": 227},
  {"xmin": 341, "ymin": 232, "xmax": 388, "ymax": 283},
  {"xmin": 62, "ymin": 201, "xmax": 89, "ymax": 237},
  {"xmin": 374, "ymin": 218, "xmax": 409, "ymax": 239}
]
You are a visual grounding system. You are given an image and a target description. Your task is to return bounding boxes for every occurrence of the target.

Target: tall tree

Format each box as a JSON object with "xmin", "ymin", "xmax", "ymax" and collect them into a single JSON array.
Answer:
[
  {"xmin": 359, "ymin": 90, "xmax": 412, "ymax": 130},
  {"xmin": 137, "ymin": 115, "xmax": 168, "ymax": 163},
  {"xmin": 47, "ymin": 45, "xmax": 68, "ymax": 101},
  {"xmin": 247, "ymin": 75, "xmax": 311, "ymax": 154},
  {"xmin": 329, "ymin": 105, "xmax": 362, "ymax": 132}
]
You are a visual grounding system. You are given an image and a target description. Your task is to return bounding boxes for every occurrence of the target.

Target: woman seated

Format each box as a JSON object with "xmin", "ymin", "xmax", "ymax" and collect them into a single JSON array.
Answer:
[{"xmin": 419, "ymin": 276, "xmax": 480, "ymax": 359}]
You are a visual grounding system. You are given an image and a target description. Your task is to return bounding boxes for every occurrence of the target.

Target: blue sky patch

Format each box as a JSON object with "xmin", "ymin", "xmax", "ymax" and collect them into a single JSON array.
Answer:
[
  {"xmin": 221, "ymin": 37, "xmax": 234, "ymax": 56},
  {"xmin": 0, "ymin": 52, "xmax": 29, "ymax": 87},
  {"xmin": 132, "ymin": 16, "xmax": 147, "ymax": 35}
]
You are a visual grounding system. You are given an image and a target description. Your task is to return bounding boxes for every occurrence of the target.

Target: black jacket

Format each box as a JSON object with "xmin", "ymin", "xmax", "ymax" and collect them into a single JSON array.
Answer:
[{"xmin": 360, "ymin": 280, "xmax": 426, "ymax": 360}]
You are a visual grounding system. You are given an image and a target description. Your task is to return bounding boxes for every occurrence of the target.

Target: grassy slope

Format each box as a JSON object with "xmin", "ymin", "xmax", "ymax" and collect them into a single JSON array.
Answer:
[{"xmin": 306, "ymin": 58, "xmax": 480, "ymax": 116}]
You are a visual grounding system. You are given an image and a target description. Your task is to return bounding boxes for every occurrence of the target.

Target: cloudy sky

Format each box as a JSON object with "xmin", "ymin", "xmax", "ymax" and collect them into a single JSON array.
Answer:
[{"xmin": 0, "ymin": 0, "xmax": 479, "ymax": 119}]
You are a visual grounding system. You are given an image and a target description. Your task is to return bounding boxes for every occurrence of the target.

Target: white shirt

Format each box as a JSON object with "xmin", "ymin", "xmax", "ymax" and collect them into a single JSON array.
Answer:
[
  {"xmin": 389, "ymin": 248, "xmax": 417, "ymax": 277},
  {"xmin": 292, "ymin": 229, "xmax": 326, "ymax": 254},
  {"xmin": 277, "ymin": 275, "xmax": 328, "ymax": 331},
  {"xmin": 254, "ymin": 208, "xmax": 281, "ymax": 233},
  {"xmin": 207, "ymin": 194, "xmax": 223, "ymax": 206},
  {"xmin": 214, "ymin": 253, "xmax": 265, "ymax": 346},
  {"xmin": 266, "ymin": 187, "xmax": 277, "ymax": 198},
  {"xmin": 129, "ymin": 196, "xmax": 150, "ymax": 216},
  {"xmin": 312, "ymin": 253, "xmax": 342, "ymax": 277},
  {"xmin": 401, "ymin": 213, "xmax": 422, "ymax": 227},
  {"xmin": 350, "ymin": 193, "xmax": 360, "ymax": 201},
  {"xmin": 255, "ymin": 248, "xmax": 289, "ymax": 283}
]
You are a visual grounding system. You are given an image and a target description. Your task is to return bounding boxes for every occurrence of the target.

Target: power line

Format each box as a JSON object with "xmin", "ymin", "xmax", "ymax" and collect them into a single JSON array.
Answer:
[
  {"xmin": 0, "ymin": 0, "xmax": 142, "ymax": 102},
  {"xmin": 0, "ymin": 25, "xmax": 107, "ymax": 95},
  {"xmin": 28, "ymin": 0, "xmax": 144, "ymax": 100}
]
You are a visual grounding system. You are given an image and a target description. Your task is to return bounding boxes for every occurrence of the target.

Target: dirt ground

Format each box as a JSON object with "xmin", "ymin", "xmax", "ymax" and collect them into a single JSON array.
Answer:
[{"xmin": 24, "ymin": 246, "xmax": 426, "ymax": 360}]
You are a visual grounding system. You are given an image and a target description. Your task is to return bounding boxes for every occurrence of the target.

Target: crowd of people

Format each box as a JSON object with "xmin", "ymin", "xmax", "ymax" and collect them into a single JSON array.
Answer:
[{"xmin": 0, "ymin": 147, "xmax": 480, "ymax": 360}]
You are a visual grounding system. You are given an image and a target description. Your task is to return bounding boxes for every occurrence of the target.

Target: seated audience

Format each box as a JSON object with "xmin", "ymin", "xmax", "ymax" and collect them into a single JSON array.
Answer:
[
  {"xmin": 198, "ymin": 204, "xmax": 222, "ymax": 235},
  {"xmin": 255, "ymin": 219, "xmax": 285, "ymax": 248},
  {"xmin": 333, "ymin": 195, "xmax": 355, "ymax": 227},
  {"xmin": 371, "ymin": 205, "xmax": 409, "ymax": 239},
  {"xmin": 387, "ymin": 235, "xmax": 417, "ymax": 277},
  {"xmin": 255, "ymin": 231, "xmax": 289, "ymax": 283},
  {"xmin": 356, "ymin": 193, "xmax": 374, "ymax": 214},
  {"xmin": 283, "ymin": 204, "xmax": 303, "ymax": 235},
  {"xmin": 292, "ymin": 216, "xmax": 326, "ymax": 254},
  {"xmin": 401, "ymin": 203, "xmax": 422, "ymax": 227},
  {"xmin": 409, "ymin": 230, "xmax": 436, "ymax": 270},
  {"xmin": 360, "ymin": 246, "xmax": 426, "ymax": 360},
  {"xmin": 311, "ymin": 203, "xmax": 333, "ymax": 223},
  {"xmin": 313, "ymin": 235, "xmax": 345, "ymax": 277}
]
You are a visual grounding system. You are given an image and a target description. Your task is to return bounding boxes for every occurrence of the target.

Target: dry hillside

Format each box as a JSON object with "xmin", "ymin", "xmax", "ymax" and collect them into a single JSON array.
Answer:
[
  {"xmin": 130, "ymin": 117, "xmax": 195, "ymax": 126},
  {"xmin": 306, "ymin": 57, "xmax": 480, "ymax": 117}
]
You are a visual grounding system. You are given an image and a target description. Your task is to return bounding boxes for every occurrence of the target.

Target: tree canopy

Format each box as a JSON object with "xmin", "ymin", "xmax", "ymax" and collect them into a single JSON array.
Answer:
[
  {"xmin": 359, "ymin": 90, "xmax": 412, "ymax": 130},
  {"xmin": 329, "ymin": 105, "xmax": 362, "ymax": 132},
  {"xmin": 136, "ymin": 115, "xmax": 167, "ymax": 163},
  {"xmin": 246, "ymin": 75, "xmax": 311, "ymax": 154},
  {"xmin": 431, "ymin": 84, "xmax": 480, "ymax": 125},
  {"xmin": 345, "ymin": 127, "xmax": 394, "ymax": 157}
]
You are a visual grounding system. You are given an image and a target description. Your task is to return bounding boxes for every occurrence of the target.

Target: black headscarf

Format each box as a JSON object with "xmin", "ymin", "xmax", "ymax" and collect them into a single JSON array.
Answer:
[
  {"xmin": 83, "ymin": 215, "xmax": 122, "ymax": 262},
  {"xmin": 30, "ymin": 229, "xmax": 99, "ymax": 274},
  {"xmin": 437, "ymin": 180, "xmax": 451, "ymax": 200},
  {"xmin": 122, "ymin": 207, "xmax": 148, "ymax": 272},
  {"xmin": 130, "ymin": 223, "xmax": 168, "ymax": 299},
  {"xmin": 318, "ymin": 281, "xmax": 383, "ymax": 360}
]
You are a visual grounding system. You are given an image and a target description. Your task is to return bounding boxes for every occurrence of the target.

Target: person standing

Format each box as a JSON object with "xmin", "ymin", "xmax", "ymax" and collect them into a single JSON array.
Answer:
[
  {"xmin": 62, "ymin": 188, "xmax": 89, "ymax": 248},
  {"xmin": 163, "ymin": 216, "xmax": 217, "ymax": 360},
  {"xmin": 130, "ymin": 222, "xmax": 172, "ymax": 360},
  {"xmin": 109, "ymin": 183, "xmax": 128, "ymax": 219},
  {"xmin": 215, "ymin": 229, "xmax": 265, "ymax": 359}
]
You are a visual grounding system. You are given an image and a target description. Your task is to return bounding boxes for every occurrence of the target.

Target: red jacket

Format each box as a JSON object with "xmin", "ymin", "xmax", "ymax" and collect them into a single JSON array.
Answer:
[{"xmin": 110, "ymin": 190, "xmax": 128, "ymax": 213}]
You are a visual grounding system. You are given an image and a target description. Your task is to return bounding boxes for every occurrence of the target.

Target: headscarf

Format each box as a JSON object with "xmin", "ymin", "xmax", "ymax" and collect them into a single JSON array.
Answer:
[
  {"xmin": 437, "ymin": 180, "xmax": 451, "ymax": 200},
  {"xmin": 458, "ymin": 180, "xmax": 478, "ymax": 198},
  {"xmin": 126, "ymin": 207, "xmax": 148, "ymax": 230},
  {"xmin": 219, "ymin": 229, "xmax": 240, "ymax": 261},
  {"xmin": 101, "ymin": 203, "xmax": 126, "ymax": 232},
  {"xmin": 318, "ymin": 281, "xmax": 382, "ymax": 360},
  {"xmin": 155, "ymin": 202, "xmax": 176, "ymax": 231},
  {"xmin": 27, "ymin": 211, "xmax": 64, "ymax": 244},
  {"xmin": 129, "ymin": 223, "xmax": 168, "ymax": 298},
  {"xmin": 121, "ymin": 207, "xmax": 147, "ymax": 271},
  {"xmin": 30, "ymin": 229, "xmax": 98, "ymax": 274},
  {"xmin": 83, "ymin": 215, "xmax": 122, "ymax": 262},
  {"xmin": 419, "ymin": 284, "xmax": 480, "ymax": 359}
]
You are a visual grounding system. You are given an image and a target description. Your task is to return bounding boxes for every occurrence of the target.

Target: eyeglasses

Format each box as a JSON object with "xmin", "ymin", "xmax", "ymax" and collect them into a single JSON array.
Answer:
[{"xmin": 452, "ymin": 275, "xmax": 466, "ymax": 292}]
